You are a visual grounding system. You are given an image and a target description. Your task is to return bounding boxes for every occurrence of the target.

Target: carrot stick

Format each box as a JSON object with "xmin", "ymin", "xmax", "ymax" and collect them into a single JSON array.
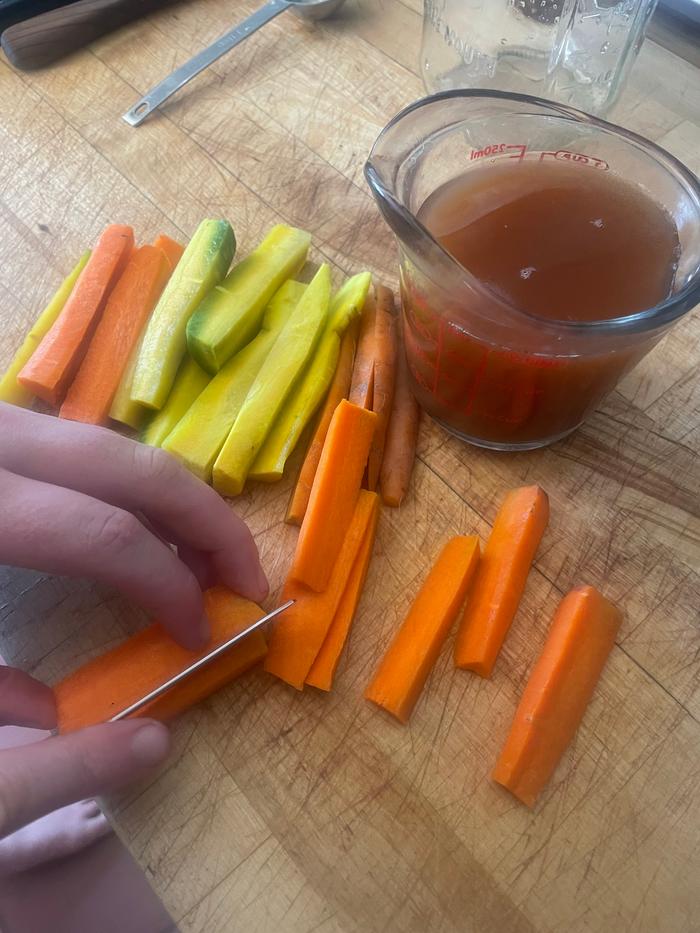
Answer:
[
  {"xmin": 153, "ymin": 233, "xmax": 185, "ymax": 271},
  {"xmin": 305, "ymin": 497, "xmax": 379, "ymax": 691},
  {"xmin": 380, "ymin": 335, "xmax": 421, "ymax": 507},
  {"xmin": 493, "ymin": 585, "xmax": 622, "ymax": 807},
  {"xmin": 0, "ymin": 252, "xmax": 91, "ymax": 409},
  {"xmin": 138, "ymin": 589, "xmax": 266, "ymax": 723},
  {"xmin": 286, "ymin": 320, "xmax": 358, "ymax": 525},
  {"xmin": 348, "ymin": 290, "xmax": 376, "ymax": 409},
  {"xmin": 59, "ymin": 245, "xmax": 171, "ymax": 425},
  {"xmin": 366, "ymin": 285, "xmax": 398, "ymax": 491},
  {"xmin": 454, "ymin": 486, "xmax": 549, "ymax": 678},
  {"xmin": 55, "ymin": 588, "xmax": 266, "ymax": 733},
  {"xmin": 365, "ymin": 536, "xmax": 480, "ymax": 723},
  {"xmin": 18, "ymin": 225, "xmax": 134, "ymax": 405},
  {"xmin": 265, "ymin": 490, "xmax": 379, "ymax": 690},
  {"xmin": 289, "ymin": 399, "xmax": 377, "ymax": 592}
]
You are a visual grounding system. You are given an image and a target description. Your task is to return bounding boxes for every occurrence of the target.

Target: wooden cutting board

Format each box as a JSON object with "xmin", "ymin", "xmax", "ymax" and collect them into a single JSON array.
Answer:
[{"xmin": 0, "ymin": 1, "xmax": 698, "ymax": 930}]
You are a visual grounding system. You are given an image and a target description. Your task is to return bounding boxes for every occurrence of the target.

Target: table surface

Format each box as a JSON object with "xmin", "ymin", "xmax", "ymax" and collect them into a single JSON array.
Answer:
[{"xmin": 1, "ymin": 2, "xmax": 699, "ymax": 932}]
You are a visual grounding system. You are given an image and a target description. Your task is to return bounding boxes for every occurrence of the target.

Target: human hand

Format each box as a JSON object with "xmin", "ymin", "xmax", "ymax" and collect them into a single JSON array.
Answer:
[
  {"xmin": 0, "ymin": 403, "xmax": 268, "ymax": 650},
  {"xmin": 0, "ymin": 665, "xmax": 170, "ymax": 840}
]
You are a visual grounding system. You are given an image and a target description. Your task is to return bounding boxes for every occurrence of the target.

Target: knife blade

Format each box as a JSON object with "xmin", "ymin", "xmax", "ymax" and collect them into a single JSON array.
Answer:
[{"xmin": 108, "ymin": 598, "xmax": 294, "ymax": 722}]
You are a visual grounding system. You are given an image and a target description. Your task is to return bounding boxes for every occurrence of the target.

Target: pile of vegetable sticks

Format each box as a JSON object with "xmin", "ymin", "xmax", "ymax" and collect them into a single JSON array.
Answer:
[{"xmin": 0, "ymin": 220, "xmax": 421, "ymax": 506}]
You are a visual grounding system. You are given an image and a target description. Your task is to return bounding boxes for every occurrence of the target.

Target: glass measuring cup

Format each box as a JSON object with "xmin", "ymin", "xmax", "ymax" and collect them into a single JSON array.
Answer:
[{"xmin": 365, "ymin": 91, "xmax": 700, "ymax": 450}]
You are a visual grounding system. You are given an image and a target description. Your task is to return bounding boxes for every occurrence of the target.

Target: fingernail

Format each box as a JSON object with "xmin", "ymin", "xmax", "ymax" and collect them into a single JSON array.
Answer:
[{"xmin": 130, "ymin": 723, "xmax": 171, "ymax": 767}]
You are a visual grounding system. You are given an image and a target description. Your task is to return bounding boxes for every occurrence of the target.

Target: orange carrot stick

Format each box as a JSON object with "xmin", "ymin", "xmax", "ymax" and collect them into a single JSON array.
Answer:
[
  {"xmin": 18, "ymin": 224, "xmax": 134, "ymax": 405},
  {"xmin": 380, "ymin": 336, "xmax": 421, "ymax": 507},
  {"xmin": 55, "ymin": 588, "xmax": 266, "ymax": 733},
  {"xmin": 265, "ymin": 490, "xmax": 379, "ymax": 690},
  {"xmin": 59, "ymin": 245, "xmax": 171, "ymax": 425},
  {"xmin": 289, "ymin": 399, "xmax": 377, "ymax": 592},
  {"xmin": 348, "ymin": 290, "xmax": 376, "ymax": 409},
  {"xmin": 365, "ymin": 536, "xmax": 480, "ymax": 723},
  {"xmin": 305, "ymin": 498, "xmax": 379, "ymax": 691},
  {"xmin": 286, "ymin": 320, "xmax": 358, "ymax": 525},
  {"xmin": 153, "ymin": 233, "xmax": 185, "ymax": 271},
  {"xmin": 366, "ymin": 285, "xmax": 398, "ymax": 491},
  {"xmin": 493, "ymin": 585, "xmax": 622, "ymax": 807},
  {"xmin": 454, "ymin": 486, "xmax": 549, "ymax": 678}
]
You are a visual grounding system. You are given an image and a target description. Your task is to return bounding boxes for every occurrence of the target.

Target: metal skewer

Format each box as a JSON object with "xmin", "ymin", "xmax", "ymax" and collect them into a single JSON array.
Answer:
[{"xmin": 109, "ymin": 598, "xmax": 294, "ymax": 722}]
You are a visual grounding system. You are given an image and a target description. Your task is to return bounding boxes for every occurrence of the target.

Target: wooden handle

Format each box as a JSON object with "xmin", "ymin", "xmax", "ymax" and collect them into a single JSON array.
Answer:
[
  {"xmin": 1, "ymin": 0, "xmax": 173, "ymax": 70},
  {"xmin": 0, "ymin": 1, "xmax": 78, "ymax": 34}
]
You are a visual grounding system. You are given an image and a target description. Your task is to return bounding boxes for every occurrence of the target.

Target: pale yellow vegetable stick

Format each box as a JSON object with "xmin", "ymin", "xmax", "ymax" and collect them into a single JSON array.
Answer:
[
  {"xmin": 141, "ymin": 356, "xmax": 210, "ymax": 448},
  {"xmin": 162, "ymin": 281, "xmax": 306, "ymax": 482},
  {"xmin": 0, "ymin": 251, "xmax": 90, "ymax": 407},
  {"xmin": 132, "ymin": 219, "xmax": 235, "ymax": 410},
  {"xmin": 249, "ymin": 272, "xmax": 371, "ymax": 483},
  {"xmin": 213, "ymin": 265, "xmax": 331, "ymax": 497},
  {"xmin": 110, "ymin": 332, "xmax": 149, "ymax": 430}
]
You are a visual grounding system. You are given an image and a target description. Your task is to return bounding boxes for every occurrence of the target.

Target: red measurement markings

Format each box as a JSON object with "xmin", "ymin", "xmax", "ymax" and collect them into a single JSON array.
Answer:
[
  {"xmin": 539, "ymin": 149, "xmax": 609, "ymax": 170},
  {"xmin": 470, "ymin": 143, "xmax": 527, "ymax": 162}
]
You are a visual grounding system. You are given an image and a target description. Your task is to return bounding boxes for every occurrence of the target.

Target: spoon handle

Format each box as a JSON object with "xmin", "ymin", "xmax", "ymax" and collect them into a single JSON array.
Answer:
[{"xmin": 122, "ymin": 0, "xmax": 290, "ymax": 127}]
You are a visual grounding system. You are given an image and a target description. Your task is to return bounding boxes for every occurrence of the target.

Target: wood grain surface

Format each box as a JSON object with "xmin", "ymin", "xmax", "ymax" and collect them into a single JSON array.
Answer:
[{"xmin": 1, "ymin": 2, "xmax": 699, "ymax": 931}]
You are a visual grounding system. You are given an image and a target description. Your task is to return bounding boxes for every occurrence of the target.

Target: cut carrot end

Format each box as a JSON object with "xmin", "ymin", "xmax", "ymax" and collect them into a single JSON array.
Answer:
[
  {"xmin": 266, "ymin": 490, "xmax": 380, "ymax": 689},
  {"xmin": 454, "ymin": 485, "xmax": 549, "ymax": 676},
  {"xmin": 456, "ymin": 659, "xmax": 490, "ymax": 678},
  {"xmin": 18, "ymin": 224, "xmax": 134, "ymax": 406},
  {"xmin": 55, "ymin": 588, "xmax": 265, "ymax": 732},
  {"xmin": 305, "ymin": 496, "xmax": 379, "ymax": 692},
  {"xmin": 365, "ymin": 535, "xmax": 480, "ymax": 723},
  {"xmin": 492, "ymin": 584, "xmax": 622, "ymax": 807},
  {"xmin": 289, "ymin": 399, "xmax": 377, "ymax": 592},
  {"xmin": 59, "ymin": 245, "xmax": 171, "ymax": 426},
  {"xmin": 153, "ymin": 234, "xmax": 185, "ymax": 272}
]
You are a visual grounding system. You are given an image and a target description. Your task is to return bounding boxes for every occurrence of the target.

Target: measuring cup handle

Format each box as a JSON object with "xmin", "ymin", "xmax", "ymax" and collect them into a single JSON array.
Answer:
[{"xmin": 122, "ymin": 0, "xmax": 291, "ymax": 127}]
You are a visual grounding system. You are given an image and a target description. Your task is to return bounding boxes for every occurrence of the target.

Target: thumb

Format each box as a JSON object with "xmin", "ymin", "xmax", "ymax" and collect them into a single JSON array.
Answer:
[{"xmin": 0, "ymin": 719, "xmax": 171, "ymax": 839}]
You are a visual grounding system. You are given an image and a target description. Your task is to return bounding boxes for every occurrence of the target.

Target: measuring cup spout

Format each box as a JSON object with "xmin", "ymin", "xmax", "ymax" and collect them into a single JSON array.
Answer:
[{"xmin": 364, "ymin": 94, "xmax": 464, "ymax": 281}]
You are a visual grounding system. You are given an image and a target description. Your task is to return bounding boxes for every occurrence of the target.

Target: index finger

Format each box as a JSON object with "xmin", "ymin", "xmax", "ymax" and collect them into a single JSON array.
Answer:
[
  {"xmin": 0, "ymin": 667, "xmax": 56, "ymax": 730},
  {"xmin": 0, "ymin": 405, "xmax": 268, "ymax": 603}
]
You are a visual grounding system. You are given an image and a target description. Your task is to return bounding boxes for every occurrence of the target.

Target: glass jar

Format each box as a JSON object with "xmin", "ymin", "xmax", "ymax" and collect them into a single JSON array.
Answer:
[{"xmin": 421, "ymin": 0, "xmax": 659, "ymax": 116}]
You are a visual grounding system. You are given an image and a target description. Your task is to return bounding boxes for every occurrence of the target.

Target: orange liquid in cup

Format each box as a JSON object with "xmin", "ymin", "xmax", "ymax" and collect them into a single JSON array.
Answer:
[{"xmin": 402, "ymin": 159, "xmax": 680, "ymax": 446}]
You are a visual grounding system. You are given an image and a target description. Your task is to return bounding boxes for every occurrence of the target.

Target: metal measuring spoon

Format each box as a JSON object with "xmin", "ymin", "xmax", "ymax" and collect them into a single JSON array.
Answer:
[{"xmin": 122, "ymin": 0, "xmax": 346, "ymax": 127}]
